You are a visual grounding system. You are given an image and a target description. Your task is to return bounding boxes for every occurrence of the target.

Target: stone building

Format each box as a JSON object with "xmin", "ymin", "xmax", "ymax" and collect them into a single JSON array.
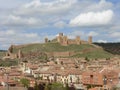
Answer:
[
  {"xmin": 88, "ymin": 36, "xmax": 92, "ymax": 44},
  {"xmin": 56, "ymin": 33, "xmax": 92, "ymax": 46},
  {"xmin": 82, "ymin": 71, "xmax": 103, "ymax": 86},
  {"xmin": 45, "ymin": 37, "xmax": 48, "ymax": 43}
]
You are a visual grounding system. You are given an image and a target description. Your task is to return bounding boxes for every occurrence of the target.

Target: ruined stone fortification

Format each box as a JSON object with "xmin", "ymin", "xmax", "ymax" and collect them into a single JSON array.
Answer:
[
  {"xmin": 3, "ymin": 33, "xmax": 93, "ymax": 59},
  {"xmin": 45, "ymin": 33, "xmax": 92, "ymax": 46},
  {"xmin": 3, "ymin": 45, "xmax": 23, "ymax": 60},
  {"xmin": 11, "ymin": 43, "xmax": 40, "ymax": 49},
  {"xmin": 57, "ymin": 33, "xmax": 92, "ymax": 46},
  {"xmin": 46, "ymin": 51, "xmax": 75, "ymax": 57}
]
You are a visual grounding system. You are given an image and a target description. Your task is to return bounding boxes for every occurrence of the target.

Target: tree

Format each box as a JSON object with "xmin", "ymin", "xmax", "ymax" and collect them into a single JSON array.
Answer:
[
  {"xmin": 20, "ymin": 78, "xmax": 30, "ymax": 88},
  {"xmin": 51, "ymin": 82, "xmax": 64, "ymax": 90},
  {"xmin": 64, "ymin": 83, "xmax": 69, "ymax": 90},
  {"xmin": 44, "ymin": 83, "xmax": 52, "ymax": 90},
  {"xmin": 85, "ymin": 56, "xmax": 89, "ymax": 62},
  {"xmin": 87, "ymin": 85, "xmax": 92, "ymax": 89},
  {"xmin": 34, "ymin": 81, "xmax": 39, "ymax": 90}
]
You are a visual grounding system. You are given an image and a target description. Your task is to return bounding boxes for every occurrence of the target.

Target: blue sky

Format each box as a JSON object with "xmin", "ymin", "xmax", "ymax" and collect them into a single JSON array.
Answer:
[{"xmin": 0, "ymin": 0, "xmax": 120, "ymax": 49}]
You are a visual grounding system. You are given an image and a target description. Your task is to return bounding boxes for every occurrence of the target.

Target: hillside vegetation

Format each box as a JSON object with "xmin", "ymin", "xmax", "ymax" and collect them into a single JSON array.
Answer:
[
  {"xmin": 94, "ymin": 43, "xmax": 120, "ymax": 55},
  {"xmin": 13, "ymin": 43, "xmax": 94, "ymax": 53},
  {"xmin": 12, "ymin": 42, "xmax": 113, "ymax": 59}
]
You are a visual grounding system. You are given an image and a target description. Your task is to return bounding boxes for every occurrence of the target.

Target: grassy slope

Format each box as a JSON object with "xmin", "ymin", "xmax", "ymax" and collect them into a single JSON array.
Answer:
[
  {"xmin": 13, "ymin": 42, "xmax": 113, "ymax": 59},
  {"xmin": 13, "ymin": 43, "xmax": 94, "ymax": 53},
  {"xmin": 72, "ymin": 49, "xmax": 112, "ymax": 59}
]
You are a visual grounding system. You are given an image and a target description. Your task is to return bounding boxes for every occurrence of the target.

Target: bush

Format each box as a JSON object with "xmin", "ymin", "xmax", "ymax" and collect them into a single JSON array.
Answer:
[{"xmin": 20, "ymin": 78, "xmax": 30, "ymax": 88}]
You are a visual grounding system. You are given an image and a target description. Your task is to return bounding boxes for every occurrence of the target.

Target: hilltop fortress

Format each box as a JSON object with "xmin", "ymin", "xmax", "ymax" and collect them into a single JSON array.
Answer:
[
  {"xmin": 3, "ymin": 33, "xmax": 93, "ymax": 59},
  {"xmin": 45, "ymin": 33, "xmax": 92, "ymax": 46}
]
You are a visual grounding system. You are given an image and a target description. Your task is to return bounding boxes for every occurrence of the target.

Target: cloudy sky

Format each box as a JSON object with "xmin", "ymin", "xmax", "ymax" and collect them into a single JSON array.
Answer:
[{"xmin": 0, "ymin": 0, "xmax": 120, "ymax": 49}]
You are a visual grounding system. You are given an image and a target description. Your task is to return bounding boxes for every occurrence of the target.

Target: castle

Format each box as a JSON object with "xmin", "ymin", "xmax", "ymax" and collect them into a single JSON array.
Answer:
[
  {"xmin": 3, "ymin": 33, "xmax": 93, "ymax": 59},
  {"xmin": 45, "ymin": 33, "xmax": 92, "ymax": 46}
]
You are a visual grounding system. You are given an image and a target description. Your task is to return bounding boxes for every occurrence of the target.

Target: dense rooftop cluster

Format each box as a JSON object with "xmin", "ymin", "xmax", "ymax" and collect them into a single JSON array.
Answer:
[{"xmin": 0, "ymin": 56, "xmax": 120, "ymax": 90}]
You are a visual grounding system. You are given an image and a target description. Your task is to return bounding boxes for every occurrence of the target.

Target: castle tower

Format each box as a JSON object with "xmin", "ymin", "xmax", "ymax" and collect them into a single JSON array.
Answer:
[
  {"xmin": 57, "ymin": 35, "xmax": 63, "ymax": 43},
  {"xmin": 62, "ymin": 36, "xmax": 68, "ymax": 46},
  {"xmin": 45, "ymin": 37, "xmax": 48, "ymax": 43},
  {"xmin": 18, "ymin": 49, "xmax": 22, "ymax": 59},
  {"xmin": 64, "ymin": 36, "xmax": 68, "ymax": 42},
  {"xmin": 57, "ymin": 33, "xmax": 64, "ymax": 44},
  {"xmin": 88, "ymin": 36, "xmax": 92, "ymax": 44},
  {"xmin": 59, "ymin": 33, "xmax": 63, "ymax": 37},
  {"xmin": 76, "ymin": 36, "xmax": 81, "ymax": 45}
]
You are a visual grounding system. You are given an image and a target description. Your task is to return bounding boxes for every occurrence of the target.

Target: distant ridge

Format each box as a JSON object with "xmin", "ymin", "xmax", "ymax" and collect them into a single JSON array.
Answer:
[
  {"xmin": 94, "ymin": 43, "xmax": 120, "ymax": 55},
  {"xmin": 0, "ymin": 50, "xmax": 6, "ymax": 58},
  {"xmin": 0, "ymin": 50, "xmax": 7, "ymax": 52}
]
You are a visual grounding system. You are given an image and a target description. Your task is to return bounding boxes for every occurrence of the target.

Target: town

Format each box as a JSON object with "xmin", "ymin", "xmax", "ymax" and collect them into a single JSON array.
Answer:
[{"xmin": 0, "ymin": 33, "xmax": 120, "ymax": 90}]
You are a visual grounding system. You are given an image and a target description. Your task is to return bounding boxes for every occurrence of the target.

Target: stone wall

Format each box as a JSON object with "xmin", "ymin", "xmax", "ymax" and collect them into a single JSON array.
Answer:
[
  {"xmin": 45, "ymin": 38, "xmax": 48, "ymax": 43},
  {"xmin": 68, "ymin": 39, "xmax": 76, "ymax": 45},
  {"xmin": 88, "ymin": 36, "xmax": 92, "ymax": 44},
  {"xmin": 46, "ymin": 51, "xmax": 75, "ymax": 57},
  {"xmin": 12, "ymin": 43, "xmax": 40, "ymax": 49},
  {"xmin": 3, "ymin": 45, "xmax": 23, "ymax": 60},
  {"xmin": 56, "ymin": 33, "xmax": 92, "ymax": 46}
]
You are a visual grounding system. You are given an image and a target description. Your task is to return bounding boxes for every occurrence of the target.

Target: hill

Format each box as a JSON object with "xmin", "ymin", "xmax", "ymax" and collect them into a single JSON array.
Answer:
[
  {"xmin": 94, "ymin": 43, "xmax": 120, "ymax": 55},
  {"xmin": 11, "ymin": 42, "xmax": 113, "ymax": 59}
]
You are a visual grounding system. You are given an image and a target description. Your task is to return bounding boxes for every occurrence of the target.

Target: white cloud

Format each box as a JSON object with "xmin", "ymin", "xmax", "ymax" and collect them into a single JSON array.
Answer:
[
  {"xmin": 2, "ymin": 15, "xmax": 44, "ymax": 27},
  {"xmin": 0, "ymin": 0, "xmax": 115, "ymax": 29},
  {"xmin": 24, "ymin": 0, "xmax": 41, "ymax": 8},
  {"xmin": 0, "ymin": 29, "xmax": 58, "ymax": 49},
  {"xmin": 85, "ymin": 0, "xmax": 113, "ymax": 12},
  {"xmin": 99, "ymin": 0, "xmax": 113, "ymax": 8},
  {"xmin": 70, "ymin": 10, "xmax": 114, "ymax": 27},
  {"xmin": 25, "ymin": 33, "xmax": 38, "ymax": 38},
  {"xmin": 1, "ymin": 44, "xmax": 9, "ymax": 49},
  {"xmin": 88, "ymin": 31, "xmax": 98, "ymax": 36},
  {"xmin": 116, "ymin": 39, "xmax": 120, "ymax": 42},
  {"xmin": 0, "ymin": 0, "xmax": 120, "ymax": 49},
  {"xmin": 6, "ymin": 30, "xmax": 15, "ymax": 35},
  {"xmin": 8, "ymin": 15, "xmax": 21, "ymax": 21},
  {"xmin": 28, "ymin": 18, "xmax": 38, "ymax": 25},
  {"xmin": 54, "ymin": 21, "xmax": 67, "ymax": 28},
  {"xmin": 110, "ymin": 32, "xmax": 120, "ymax": 38},
  {"xmin": 97, "ymin": 40, "xmax": 107, "ymax": 43},
  {"xmin": 0, "ymin": 30, "xmax": 15, "ymax": 36},
  {"xmin": 0, "ymin": 38, "xmax": 6, "ymax": 41},
  {"xmin": 17, "ymin": 0, "xmax": 77, "ymax": 15},
  {"xmin": 67, "ymin": 31, "xmax": 86, "ymax": 39},
  {"xmin": 0, "ymin": 30, "xmax": 42, "ymax": 49}
]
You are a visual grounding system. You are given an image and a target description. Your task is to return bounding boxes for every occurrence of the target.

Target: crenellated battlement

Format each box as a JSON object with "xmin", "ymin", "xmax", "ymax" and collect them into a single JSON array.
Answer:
[{"xmin": 55, "ymin": 33, "xmax": 92, "ymax": 46}]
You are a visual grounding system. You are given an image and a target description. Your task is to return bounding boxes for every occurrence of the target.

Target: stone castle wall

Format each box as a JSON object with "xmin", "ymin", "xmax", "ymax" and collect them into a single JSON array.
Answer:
[
  {"xmin": 4, "ymin": 33, "xmax": 93, "ymax": 59},
  {"xmin": 46, "ymin": 51, "xmax": 75, "ymax": 57},
  {"xmin": 56, "ymin": 33, "xmax": 92, "ymax": 46},
  {"xmin": 12, "ymin": 43, "xmax": 40, "ymax": 49},
  {"xmin": 3, "ymin": 45, "xmax": 23, "ymax": 60},
  {"xmin": 67, "ymin": 39, "xmax": 77, "ymax": 45}
]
